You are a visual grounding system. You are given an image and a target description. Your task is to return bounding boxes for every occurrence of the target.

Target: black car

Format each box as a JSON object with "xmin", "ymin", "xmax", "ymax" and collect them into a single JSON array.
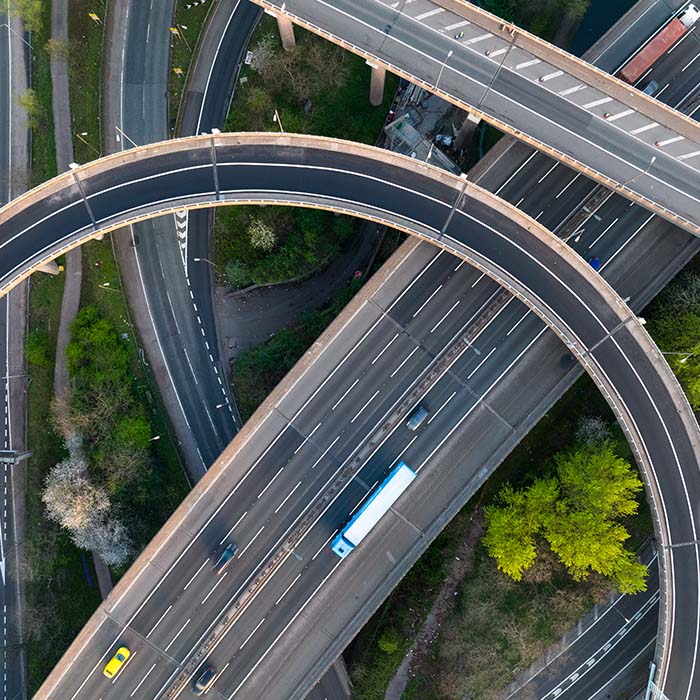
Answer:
[
  {"xmin": 213, "ymin": 543, "xmax": 237, "ymax": 574},
  {"xmin": 193, "ymin": 665, "xmax": 216, "ymax": 695}
]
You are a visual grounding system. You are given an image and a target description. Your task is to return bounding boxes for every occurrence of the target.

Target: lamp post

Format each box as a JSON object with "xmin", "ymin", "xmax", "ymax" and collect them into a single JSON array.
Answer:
[
  {"xmin": 115, "ymin": 124, "xmax": 140, "ymax": 149},
  {"xmin": 661, "ymin": 351, "xmax": 696, "ymax": 363},
  {"xmin": 436, "ymin": 49, "xmax": 453, "ymax": 89},
  {"xmin": 623, "ymin": 155, "xmax": 656, "ymax": 188},
  {"xmin": 75, "ymin": 131, "xmax": 101, "ymax": 157},
  {"xmin": 579, "ymin": 315, "xmax": 646, "ymax": 359},
  {"xmin": 0, "ymin": 24, "xmax": 33, "ymax": 51},
  {"xmin": 193, "ymin": 256, "xmax": 217, "ymax": 268}
]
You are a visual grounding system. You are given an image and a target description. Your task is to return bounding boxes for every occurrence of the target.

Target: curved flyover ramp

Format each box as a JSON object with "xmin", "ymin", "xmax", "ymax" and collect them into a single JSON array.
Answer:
[{"xmin": 7, "ymin": 134, "xmax": 696, "ymax": 700}]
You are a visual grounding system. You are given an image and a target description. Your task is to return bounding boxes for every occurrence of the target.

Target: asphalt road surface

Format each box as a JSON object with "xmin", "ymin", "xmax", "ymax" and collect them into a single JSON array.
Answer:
[
  {"xmin": 5, "ymin": 136, "xmax": 698, "ymax": 700},
  {"xmin": 251, "ymin": 0, "xmax": 700, "ymax": 235},
  {"xmin": 109, "ymin": 0, "xmax": 237, "ymax": 474},
  {"xmin": 19, "ymin": 3, "xmax": 700, "ymax": 698},
  {"xmin": 178, "ymin": 0, "xmax": 260, "ymax": 372},
  {"xmin": 0, "ymin": 5, "xmax": 28, "ymax": 699}
]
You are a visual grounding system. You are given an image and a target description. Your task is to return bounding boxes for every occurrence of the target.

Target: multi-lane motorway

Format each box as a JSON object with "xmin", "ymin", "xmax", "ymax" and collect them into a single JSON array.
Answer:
[
  {"xmin": 1, "ymin": 135, "xmax": 696, "ymax": 700},
  {"xmin": 2, "ymin": 0, "xmax": 697, "ymax": 698},
  {"xmin": 0, "ymin": 3, "xmax": 29, "ymax": 699}
]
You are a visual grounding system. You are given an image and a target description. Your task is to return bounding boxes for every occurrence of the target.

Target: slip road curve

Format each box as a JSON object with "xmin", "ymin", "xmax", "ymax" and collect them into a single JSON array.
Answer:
[{"xmin": 9, "ymin": 133, "xmax": 698, "ymax": 700}]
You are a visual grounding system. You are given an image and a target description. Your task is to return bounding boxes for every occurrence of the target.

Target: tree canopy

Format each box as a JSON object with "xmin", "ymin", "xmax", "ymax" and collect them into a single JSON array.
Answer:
[{"xmin": 483, "ymin": 442, "xmax": 647, "ymax": 593}]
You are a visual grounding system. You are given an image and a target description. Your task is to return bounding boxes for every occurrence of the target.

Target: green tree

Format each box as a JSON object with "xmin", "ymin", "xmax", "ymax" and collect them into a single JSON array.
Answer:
[
  {"xmin": 16, "ymin": 88, "xmax": 42, "ymax": 129},
  {"xmin": 483, "ymin": 487, "xmax": 537, "ymax": 581},
  {"xmin": 114, "ymin": 413, "xmax": 151, "ymax": 451},
  {"xmin": 9, "ymin": 0, "xmax": 43, "ymax": 32},
  {"xmin": 483, "ymin": 442, "xmax": 647, "ymax": 593}
]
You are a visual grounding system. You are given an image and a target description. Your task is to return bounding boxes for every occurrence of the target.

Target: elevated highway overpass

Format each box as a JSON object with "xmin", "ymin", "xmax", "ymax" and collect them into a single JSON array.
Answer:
[
  {"xmin": 1, "ymin": 134, "xmax": 696, "ymax": 700},
  {"xmin": 250, "ymin": 0, "xmax": 700, "ymax": 237}
]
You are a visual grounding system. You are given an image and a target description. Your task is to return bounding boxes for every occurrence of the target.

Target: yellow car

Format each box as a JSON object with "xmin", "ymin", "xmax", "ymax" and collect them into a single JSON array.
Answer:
[{"xmin": 103, "ymin": 646, "xmax": 130, "ymax": 679}]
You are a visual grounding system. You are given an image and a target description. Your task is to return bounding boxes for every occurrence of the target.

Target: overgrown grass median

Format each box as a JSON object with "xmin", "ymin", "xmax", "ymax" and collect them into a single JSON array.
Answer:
[
  {"xmin": 20, "ymin": 1, "xmax": 80, "ymax": 693},
  {"xmin": 67, "ymin": 0, "xmax": 104, "ymax": 163},
  {"xmin": 22, "ymin": 0, "xmax": 56, "ymax": 186},
  {"xmin": 170, "ymin": 0, "xmax": 214, "ymax": 132},
  {"xmin": 24, "ymin": 269, "xmax": 106, "ymax": 695}
]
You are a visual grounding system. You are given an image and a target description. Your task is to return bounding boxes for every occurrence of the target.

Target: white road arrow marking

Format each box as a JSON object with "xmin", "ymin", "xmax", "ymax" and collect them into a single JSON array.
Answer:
[{"xmin": 174, "ymin": 211, "xmax": 189, "ymax": 276}]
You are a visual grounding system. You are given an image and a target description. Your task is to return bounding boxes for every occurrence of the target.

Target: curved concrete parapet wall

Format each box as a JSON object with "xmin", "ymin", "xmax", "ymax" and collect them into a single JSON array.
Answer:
[{"xmin": 11, "ymin": 134, "xmax": 697, "ymax": 700}]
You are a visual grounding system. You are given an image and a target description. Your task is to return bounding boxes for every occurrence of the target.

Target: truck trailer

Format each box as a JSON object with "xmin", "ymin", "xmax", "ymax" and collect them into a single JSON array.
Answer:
[
  {"xmin": 331, "ymin": 461, "xmax": 416, "ymax": 558},
  {"xmin": 619, "ymin": 4, "xmax": 700, "ymax": 85}
]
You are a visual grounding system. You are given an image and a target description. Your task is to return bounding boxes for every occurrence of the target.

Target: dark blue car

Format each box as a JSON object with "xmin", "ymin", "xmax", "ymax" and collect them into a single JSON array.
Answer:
[{"xmin": 588, "ymin": 256, "xmax": 601, "ymax": 271}]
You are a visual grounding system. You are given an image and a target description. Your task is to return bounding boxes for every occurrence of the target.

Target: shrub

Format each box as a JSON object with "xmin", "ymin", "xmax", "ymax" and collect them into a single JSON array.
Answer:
[
  {"xmin": 225, "ymin": 259, "xmax": 250, "ymax": 288},
  {"xmin": 377, "ymin": 626, "xmax": 401, "ymax": 655},
  {"xmin": 248, "ymin": 217, "xmax": 277, "ymax": 251},
  {"xmin": 25, "ymin": 328, "xmax": 51, "ymax": 366}
]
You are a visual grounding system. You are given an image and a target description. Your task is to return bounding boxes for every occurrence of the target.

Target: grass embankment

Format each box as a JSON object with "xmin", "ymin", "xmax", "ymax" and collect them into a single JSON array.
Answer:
[
  {"xmin": 169, "ymin": 0, "xmax": 213, "ymax": 132},
  {"xmin": 27, "ymin": 0, "xmax": 56, "ymax": 185},
  {"xmin": 25, "ymin": 272, "xmax": 104, "ymax": 696},
  {"xmin": 214, "ymin": 15, "xmax": 398, "ymax": 288},
  {"xmin": 79, "ymin": 241, "xmax": 191, "ymax": 552},
  {"xmin": 68, "ymin": 0, "xmax": 104, "ymax": 162},
  {"xmin": 347, "ymin": 374, "xmax": 652, "ymax": 700}
]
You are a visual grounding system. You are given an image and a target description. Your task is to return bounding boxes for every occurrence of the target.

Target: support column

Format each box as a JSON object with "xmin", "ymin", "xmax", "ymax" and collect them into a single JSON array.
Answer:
[
  {"xmin": 368, "ymin": 62, "xmax": 386, "ymax": 107},
  {"xmin": 454, "ymin": 112, "xmax": 481, "ymax": 150},
  {"xmin": 38, "ymin": 261, "xmax": 60, "ymax": 275},
  {"xmin": 276, "ymin": 14, "xmax": 296, "ymax": 51}
]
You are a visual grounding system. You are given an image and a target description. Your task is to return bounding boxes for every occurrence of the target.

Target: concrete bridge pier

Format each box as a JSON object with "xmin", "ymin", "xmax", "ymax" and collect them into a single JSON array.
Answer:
[
  {"xmin": 455, "ymin": 112, "xmax": 481, "ymax": 150},
  {"xmin": 368, "ymin": 61, "xmax": 386, "ymax": 106},
  {"xmin": 276, "ymin": 14, "xmax": 296, "ymax": 50},
  {"xmin": 38, "ymin": 261, "xmax": 60, "ymax": 275}
]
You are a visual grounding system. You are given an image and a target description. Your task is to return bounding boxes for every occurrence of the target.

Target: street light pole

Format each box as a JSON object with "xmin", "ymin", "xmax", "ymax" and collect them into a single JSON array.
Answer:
[
  {"xmin": 0, "ymin": 24, "xmax": 33, "ymax": 52},
  {"xmin": 75, "ymin": 132, "xmax": 101, "ymax": 157},
  {"xmin": 193, "ymin": 256, "xmax": 218, "ymax": 268},
  {"xmin": 436, "ymin": 49, "xmax": 453, "ymax": 89},
  {"xmin": 115, "ymin": 124, "xmax": 140, "ymax": 149},
  {"xmin": 623, "ymin": 155, "xmax": 656, "ymax": 188},
  {"xmin": 579, "ymin": 315, "xmax": 646, "ymax": 359},
  {"xmin": 661, "ymin": 351, "xmax": 696, "ymax": 363}
]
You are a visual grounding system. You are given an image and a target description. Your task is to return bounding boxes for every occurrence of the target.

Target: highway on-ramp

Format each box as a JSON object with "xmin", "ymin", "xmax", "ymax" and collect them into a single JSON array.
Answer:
[{"xmin": 2, "ymin": 135, "xmax": 696, "ymax": 700}]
